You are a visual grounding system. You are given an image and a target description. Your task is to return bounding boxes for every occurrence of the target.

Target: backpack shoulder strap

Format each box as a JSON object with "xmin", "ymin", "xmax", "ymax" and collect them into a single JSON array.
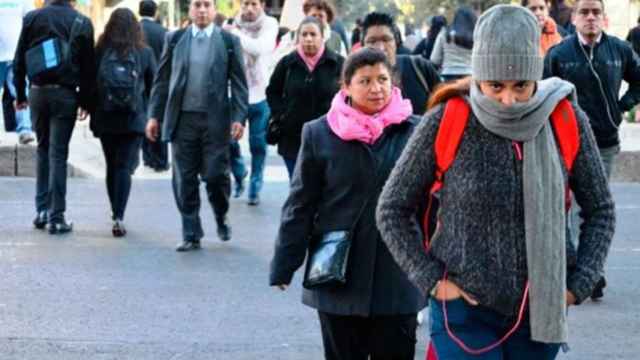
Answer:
[
  {"xmin": 550, "ymin": 98, "xmax": 580, "ymax": 174},
  {"xmin": 431, "ymin": 97, "xmax": 471, "ymax": 193},
  {"xmin": 409, "ymin": 55, "xmax": 430, "ymax": 94}
]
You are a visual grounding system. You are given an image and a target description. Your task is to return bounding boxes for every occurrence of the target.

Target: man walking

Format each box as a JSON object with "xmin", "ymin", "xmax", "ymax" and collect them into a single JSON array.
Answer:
[
  {"xmin": 146, "ymin": 0, "xmax": 248, "ymax": 251},
  {"xmin": 0, "ymin": 0, "xmax": 34, "ymax": 144},
  {"xmin": 544, "ymin": 0, "xmax": 640, "ymax": 299},
  {"xmin": 139, "ymin": 0, "xmax": 169, "ymax": 171},
  {"xmin": 225, "ymin": 0, "xmax": 278, "ymax": 205},
  {"xmin": 14, "ymin": 0, "xmax": 95, "ymax": 234}
]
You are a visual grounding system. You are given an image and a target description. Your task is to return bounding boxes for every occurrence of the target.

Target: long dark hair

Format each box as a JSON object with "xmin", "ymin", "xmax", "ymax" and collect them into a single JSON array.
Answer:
[
  {"xmin": 96, "ymin": 8, "xmax": 145, "ymax": 58},
  {"xmin": 446, "ymin": 6, "xmax": 477, "ymax": 50},
  {"xmin": 423, "ymin": 15, "xmax": 447, "ymax": 58}
]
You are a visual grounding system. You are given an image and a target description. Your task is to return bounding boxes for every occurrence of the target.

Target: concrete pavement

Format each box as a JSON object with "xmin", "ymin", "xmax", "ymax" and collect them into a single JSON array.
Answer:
[{"xmin": 0, "ymin": 177, "xmax": 639, "ymax": 359}]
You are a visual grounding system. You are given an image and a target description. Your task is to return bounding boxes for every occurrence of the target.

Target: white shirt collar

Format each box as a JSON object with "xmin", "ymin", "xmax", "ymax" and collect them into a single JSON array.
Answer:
[
  {"xmin": 141, "ymin": 16, "xmax": 155, "ymax": 22},
  {"xmin": 191, "ymin": 23, "xmax": 214, "ymax": 38},
  {"xmin": 577, "ymin": 32, "xmax": 603, "ymax": 46}
]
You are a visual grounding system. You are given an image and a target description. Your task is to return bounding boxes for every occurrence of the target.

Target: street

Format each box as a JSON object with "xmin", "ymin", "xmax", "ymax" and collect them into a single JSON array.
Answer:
[{"xmin": 0, "ymin": 178, "xmax": 638, "ymax": 359}]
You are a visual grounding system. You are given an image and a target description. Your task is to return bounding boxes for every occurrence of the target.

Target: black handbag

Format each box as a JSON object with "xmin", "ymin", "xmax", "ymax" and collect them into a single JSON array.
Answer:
[
  {"xmin": 266, "ymin": 116, "xmax": 281, "ymax": 145},
  {"xmin": 266, "ymin": 67, "xmax": 291, "ymax": 146},
  {"xmin": 302, "ymin": 204, "xmax": 368, "ymax": 289}
]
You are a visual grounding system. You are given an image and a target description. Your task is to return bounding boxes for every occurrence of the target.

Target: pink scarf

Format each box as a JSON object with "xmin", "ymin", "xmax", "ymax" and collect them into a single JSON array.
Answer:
[
  {"xmin": 327, "ymin": 87, "xmax": 413, "ymax": 144},
  {"xmin": 296, "ymin": 43, "xmax": 325, "ymax": 72}
]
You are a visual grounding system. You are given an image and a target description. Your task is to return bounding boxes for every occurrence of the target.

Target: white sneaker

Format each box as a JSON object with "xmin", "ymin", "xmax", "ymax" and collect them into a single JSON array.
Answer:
[{"xmin": 18, "ymin": 132, "xmax": 35, "ymax": 145}]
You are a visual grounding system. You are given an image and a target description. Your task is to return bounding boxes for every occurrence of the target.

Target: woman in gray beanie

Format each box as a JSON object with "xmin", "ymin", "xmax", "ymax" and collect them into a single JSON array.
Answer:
[{"xmin": 376, "ymin": 4, "xmax": 614, "ymax": 359}]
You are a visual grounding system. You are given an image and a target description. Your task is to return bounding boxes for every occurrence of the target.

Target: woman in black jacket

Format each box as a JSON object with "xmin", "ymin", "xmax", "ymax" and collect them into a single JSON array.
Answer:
[
  {"xmin": 270, "ymin": 48, "xmax": 424, "ymax": 359},
  {"xmin": 90, "ymin": 8, "xmax": 156, "ymax": 237},
  {"xmin": 266, "ymin": 16, "xmax": 344, "ymax": 178}
]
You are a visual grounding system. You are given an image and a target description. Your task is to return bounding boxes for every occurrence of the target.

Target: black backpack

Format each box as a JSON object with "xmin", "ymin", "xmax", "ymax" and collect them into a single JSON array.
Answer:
[{"xmin": 98, "ymin": 50, "xmax": 139, "ymax": 112}]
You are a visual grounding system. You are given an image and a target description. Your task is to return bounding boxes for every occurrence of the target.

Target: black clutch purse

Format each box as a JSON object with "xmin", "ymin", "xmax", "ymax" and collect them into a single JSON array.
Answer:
[{"xmin": 302, "ymin": 230, "xmax": 352, "ymax": 289}]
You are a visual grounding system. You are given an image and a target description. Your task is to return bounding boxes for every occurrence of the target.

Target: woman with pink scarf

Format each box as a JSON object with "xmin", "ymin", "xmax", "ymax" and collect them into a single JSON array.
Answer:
[{"xmin": 270, "ymin": 48, "xmax": 424, "ymax": 359}]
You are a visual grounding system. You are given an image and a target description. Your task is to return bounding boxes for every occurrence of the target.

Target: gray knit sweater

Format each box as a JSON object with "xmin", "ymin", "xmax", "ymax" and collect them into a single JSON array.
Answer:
[{"xmin": 376, "ymin": 102, "xmax": 615, "ymax": 316}]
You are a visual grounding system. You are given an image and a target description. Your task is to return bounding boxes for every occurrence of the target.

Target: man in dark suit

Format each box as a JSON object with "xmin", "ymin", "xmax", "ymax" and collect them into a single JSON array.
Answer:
[
  {"xmin": 139, "ymin": 0, "xmax": 169, "ymax": 171},
  {"xmin": 146, "ymin": 0, "xmax": 248, "ymax": 251}
]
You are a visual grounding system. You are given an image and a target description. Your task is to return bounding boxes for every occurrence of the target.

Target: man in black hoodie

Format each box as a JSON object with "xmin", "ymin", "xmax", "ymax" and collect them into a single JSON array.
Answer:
[
  {"xmin": 13, "ymin": 0, "xmax": 95, "ymax": 234},
  {"xmin": 544, "ymin": 0, "xmax": 640, "ymax": 300}
]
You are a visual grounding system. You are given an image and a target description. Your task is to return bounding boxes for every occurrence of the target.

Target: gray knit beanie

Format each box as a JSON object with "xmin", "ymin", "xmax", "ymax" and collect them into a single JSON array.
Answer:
[{"xmin": 471, "ymin": 5, "xmax": 542, "ymax": 81}]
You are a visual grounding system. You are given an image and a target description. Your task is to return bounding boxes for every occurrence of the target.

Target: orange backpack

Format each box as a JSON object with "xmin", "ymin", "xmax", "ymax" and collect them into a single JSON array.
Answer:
[{"xmin": 422, "ymin": 97, "xmax": 580, "ymax": 250}]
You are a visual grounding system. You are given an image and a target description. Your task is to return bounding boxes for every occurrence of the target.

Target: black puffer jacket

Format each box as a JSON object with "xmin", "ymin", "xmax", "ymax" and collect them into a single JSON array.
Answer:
[
  {"xmin": 266, "ymin": 49, "xmax": 344, "ymax": 159},
  {"xmin": 544, "ymin": 33, "xmax": 640, "ymax": 148}
]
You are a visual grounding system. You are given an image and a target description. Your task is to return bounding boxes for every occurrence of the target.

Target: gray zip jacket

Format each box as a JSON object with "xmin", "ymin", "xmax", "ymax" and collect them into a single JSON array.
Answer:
[{"xmin": 376, "ymin": 102, "xmax": 615, "ymax": 316}]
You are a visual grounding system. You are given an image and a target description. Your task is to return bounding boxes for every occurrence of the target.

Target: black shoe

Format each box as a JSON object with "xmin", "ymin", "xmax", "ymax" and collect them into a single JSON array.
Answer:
[
  {"xmin": 248, "ymin": 195, "xmax": 260, "ymax": 206},
  {"xmin": 216, "ymin": 218, "xmax": 232, "ymax": 241},
  {"xmin": 48, "ymin": 220, "xmax": 73, "ymax": 235},
  {"xmin": 176, "ymin": 239, "xmax": 201, "ymax": 252},
  {"xmin": 112, "ymin": 220, "xmax": 127, "ymax": 237},
  {"xmin": 33, "ymin": 211, "xmax": 48, "ymax": 230},
  {"xmin": 591, "ymin": 276, "xmax": 606, "ymax": 301},
  {"xmin": 234, "ymin": 171, "xmax": 248, "ymax": 198}
]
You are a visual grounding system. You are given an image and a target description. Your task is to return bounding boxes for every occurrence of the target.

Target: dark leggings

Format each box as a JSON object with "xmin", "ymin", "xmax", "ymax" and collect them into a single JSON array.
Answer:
[{"xmin": 100, "ymin": 134, "xmax": 142, "ymax": 220}]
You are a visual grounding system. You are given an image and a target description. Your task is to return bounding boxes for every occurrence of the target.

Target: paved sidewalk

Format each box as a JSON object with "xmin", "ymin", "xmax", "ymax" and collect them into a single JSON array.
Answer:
[{"xmin": 0, "ymin": 178, "xmax": 639, "ymax": 359}]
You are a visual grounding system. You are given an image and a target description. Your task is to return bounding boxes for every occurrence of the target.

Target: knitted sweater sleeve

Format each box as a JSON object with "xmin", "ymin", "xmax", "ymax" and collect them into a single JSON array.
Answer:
[
  {"xmin": 567, "ymin": 106, "xmax": 616, "ymax": 304},
  {"xmin": 376, "ymin": 105, "xmax": 445, "ymax": 297}
]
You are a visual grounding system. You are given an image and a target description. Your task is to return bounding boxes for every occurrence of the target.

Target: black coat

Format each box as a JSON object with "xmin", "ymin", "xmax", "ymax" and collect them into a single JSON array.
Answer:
[
  {"xmin": 266, "ymin": 49, "xmax": 344, "ymax": 159},
  {"xmin": 90, "ymin": 46, "xmax": 157, "ymax": 136},
  {"xmin": 140, "ymin": 18, "xmax": 167, "ymax": 62},
  {"xmin": 396, "ymin": 55, "xmax": 441, "ymax": 116},
  {"xmin": 269, "ymin": 115, "xmax": 426, "ymax": 316},
  {"xmin": 544, "ymin": 33, "xmax": 640, "ymax": 148}
]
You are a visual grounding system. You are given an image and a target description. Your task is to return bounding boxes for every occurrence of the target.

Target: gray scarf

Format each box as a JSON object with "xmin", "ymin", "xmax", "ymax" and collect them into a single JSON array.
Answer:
[{"xmin": 469, "ymin": 77, "xmax": 577, "ymax": 344}]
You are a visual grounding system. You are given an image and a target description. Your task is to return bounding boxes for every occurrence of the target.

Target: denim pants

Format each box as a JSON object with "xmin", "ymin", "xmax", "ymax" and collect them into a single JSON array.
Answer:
[
  {"xmin": 1, "ymin": 61, "xmax": 32, "ymax": 134},
  {"xmin": 100, "ymin": 134, "xmax": 143, "ymax": 220},
  {"xmin": 228, "ymin": 100, "xmax": 270, "ymax": 197},
  {"xmin": 229, "ymin": 140, "xmax": 247, "ymax": 183},
  {"xmin": 30, "ymin": 86, "xmax": 78, "ymax": 222},
  {"xmin": 282, "ymin": 156, "xmax": 296, "ymax": 180},
  {"xmin": 429, "ymin": 298, "xmax": 560, "ymax": 360}
]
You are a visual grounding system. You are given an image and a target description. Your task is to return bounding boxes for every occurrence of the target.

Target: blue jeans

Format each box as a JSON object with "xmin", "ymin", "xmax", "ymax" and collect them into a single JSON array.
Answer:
[
  {"xmin": 1, "ymin": 61, "xmax": 32, "ymax": 135},
  {"xmin": 282, "ymin": 156, "xmax": 296, "ymax": 180},
  {"xmin": 229, "ymin": 100, "xmax": 270, "ymax": 198},
  {"xmin": 429, "ymin": 298, "xmax": 560, "ymax": 360},
  {"xmin": 247, "ymin": 100, "xmax": 270, "ymax": 197},
  {"xmin": 229, "ymin": 141, "xmax": 247, "ymax": 183}
]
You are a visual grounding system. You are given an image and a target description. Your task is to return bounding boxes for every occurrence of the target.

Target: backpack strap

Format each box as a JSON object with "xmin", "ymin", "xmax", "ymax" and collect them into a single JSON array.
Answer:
[
  {"xmin": 422, "ymin": 97, "xmax": 470, "ymax": 250},
  {"xmin": 431, "ymin": 97, "xmax": 471, "ymax": 194},
  {"xmin": 550, "ymin": 98, "xmax": 580, "ymax": 174}
]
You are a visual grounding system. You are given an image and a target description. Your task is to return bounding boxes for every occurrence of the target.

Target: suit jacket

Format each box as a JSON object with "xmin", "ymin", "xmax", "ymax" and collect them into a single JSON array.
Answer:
[
  {"xmin": 140, "ymin": 18, "xmax": 166, "ymax": 62},
  {"xmin": 148, "ymin": 26, "xmax": 249, "ymax": 143}
]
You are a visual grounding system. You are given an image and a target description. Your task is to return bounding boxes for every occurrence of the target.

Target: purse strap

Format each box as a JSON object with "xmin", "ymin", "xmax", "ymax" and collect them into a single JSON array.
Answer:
[{"xmin": 410, "ymin": 55, "xmax": 430, "ymax": 94}]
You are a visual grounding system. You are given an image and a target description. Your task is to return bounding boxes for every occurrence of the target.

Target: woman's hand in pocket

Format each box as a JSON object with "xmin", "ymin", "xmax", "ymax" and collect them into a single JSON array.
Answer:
[{"xmin": 434, "ymin": 280, "xmax": 479, "ymax": 306}]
